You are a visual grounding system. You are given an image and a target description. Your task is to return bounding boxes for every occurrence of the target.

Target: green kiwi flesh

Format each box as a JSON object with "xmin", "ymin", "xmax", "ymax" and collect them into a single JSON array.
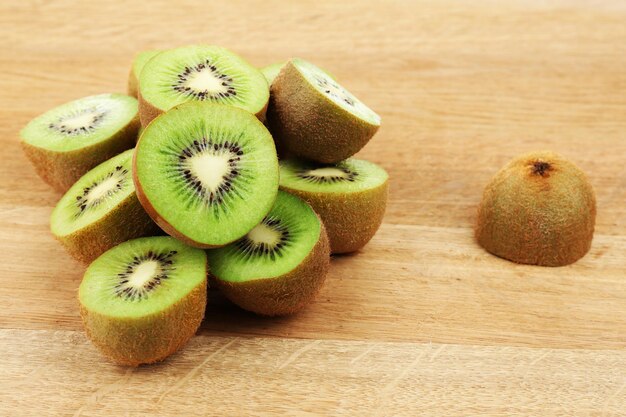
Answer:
[
  {"xmin": 127, "ymin": 50, "xmax": 162, "ymax": 98},
  {"xmin": 138, "ymin": 45, "xmax": 269, "ymax": 126},
  {"xmin": 133, "ymin": 102, "xmax": 279, "ymax": 248},
  {"xmin": 279, "ymin": 158, "xmax": 388, "ymax": 254},
  {"xmin": 20, "ymin": 94, "xmax": 139, "ymax": 192},
  {"xmin": 50, "ymin": 149, "xmax": 159, "ymax": 263},
  {"xmin": 260, "ymin": 62, "xmax": 285, "ymax": 86},
  {"xmin": 79, "ymin": 236, "xmax": 207, "ymax": 366},
  {"xmin": 261, "ymin": 61, "xmax": 336, "ymax": 87},
  {"xmin": 476, "ymin": 151, "xmax": 596, "ymax": 267},
  {"xmin": 207, "ymin": 191, "xmax": 330, "ymax": 316},
  {"xmin": 267, "ymin": 58, "xmax": 380, "ymax": 163}
]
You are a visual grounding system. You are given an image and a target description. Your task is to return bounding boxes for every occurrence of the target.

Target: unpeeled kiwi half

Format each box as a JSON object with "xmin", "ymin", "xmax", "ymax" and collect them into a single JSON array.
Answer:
[
  {"xmin": 79, "ymin": 236, "xmax": 207, "ymax": 366},
  {"xmin": 260, "ymin": 62, "xmax": 286, "ymax": 86},
  {"xmin": 133, "ymin": 102, "xmax": 279, "ymax": 248},
  {"xmin": 267, "ymin": 58, "xmax": 380, "ymax": 163},
  {"xmin": 50, "ymin": 149, "xmax": 159, "ymax": 263},
  {"xmin": 127, "ymin": 50, "xmax": 162, "ymax": 98},
  {"xmin": 476, "ymin": 151, "xmax": 596, "ymax": 267},
  {"xmin": 20, "ymin": 94, "xmax": 139, "ymax": 192},
  {"xmin": 261, "ymin": 61, "xmax": 336, "ymax": 87},
  {"xmin": 207, "ymin": 191, "xmax": 330, "ymax": 316},
  {"xmin": 138, "ymin": 45, "xmax": 269, "ymax": 127},
  {"xmin": 279, "ymin": 158, "xmax": 389, "ymax": 254}
]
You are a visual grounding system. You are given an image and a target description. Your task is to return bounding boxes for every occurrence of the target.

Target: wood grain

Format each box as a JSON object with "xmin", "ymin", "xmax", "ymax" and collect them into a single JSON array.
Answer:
[
  {"xmin": 1, "ymin": 330, "xmax": 625, "ymax": 416},
  {"xmin": 1, "ymin": 0, "xmax": 625, "ymax": 415}
]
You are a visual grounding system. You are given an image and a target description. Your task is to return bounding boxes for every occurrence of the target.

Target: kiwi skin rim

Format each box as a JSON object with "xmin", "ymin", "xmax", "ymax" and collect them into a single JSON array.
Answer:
[
  {"xmin": 79, "ymin": 264, "xmax": 207, "ymax": 367},
  {"xmin": 475, "ymin": 151, "xmax": 596, "ymax": 267},
  {"xmin": 267, "ymin": 60, "xmax": 379, "ymax": 164},
  {"xmin": 21, "ymin": 115, "xmax": 140, "ymax": 193},
  {"xmin": 137, "ymin": 90, "xmax": 269, "ymax": 128},
  {"xmin": 280, "ymin": 180, "xmax": 389, "ymax": 254},
  {"xmin": 127, "ymin": 67, "xmax": 140, "ymax": 98},
  {"xmin": 214, "ymin": 220, "xmax": 330, "ymax": 316},
  {"xmin": 132, "ymin": 106, "xmax": 278, "ymax": 249},
  {"xmin": 54, "ymin": 193, "xmax": 161, "ymax": 264}
]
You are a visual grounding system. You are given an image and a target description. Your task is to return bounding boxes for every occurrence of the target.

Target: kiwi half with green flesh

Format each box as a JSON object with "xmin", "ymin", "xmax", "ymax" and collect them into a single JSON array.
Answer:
[
  {"xmin": 79, "ymin": 236, "xmax": 207, "ymax": 366},
  {"xmin": 261, "ymin": 61, "xmax": 336, "ymax": 87},
  {"xmin": 127, "ymin": 50, "xmax": 162, "ymax": 98},
  {"xmin": 207, "ymin": 191, "xmax": 329, "ymax": 316},
  {"xmin": 260, "ymin": 62, "xmax": 285, "ymax": 86},
  {"xmin": 279, "ymin": 158, "xmax": 388, "ymax": 254},
  {"xmin": 134, "ymin": 102, "xmax": 279, "ymax": 248},
  {"xmin": 267, "ymin": 58, "xmax": 380, "ymax": 163},
  {"xmin": 20, "ymin": 94, "xmax": 139, "ymax": 192},
  {"xmin": 50, "ymin": 149, "xmax": 159, "ymax": 263},
  {"xmin": 138, "ymin": 45, "xmax": 269, "ymax": 127},
  {"xmin": 476, "ymin": 151, "xmax": 596, "ymax": 267}
]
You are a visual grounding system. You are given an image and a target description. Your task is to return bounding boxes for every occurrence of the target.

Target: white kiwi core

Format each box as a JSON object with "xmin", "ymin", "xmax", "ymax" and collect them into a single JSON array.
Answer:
[
  {"xmin": 127, "ymin": 260, "xmax": 160, "ymax": 288},
  {"xmin": 184, "ymin": 69, "xmax": 230, "ymax": 95},
  {"xmin": 247, "ymin": 223, "xmax": 282, "ymax": 246},
  {"xmin": 189, "ymin": 153, "xmax": 231, "ymax": 192}
]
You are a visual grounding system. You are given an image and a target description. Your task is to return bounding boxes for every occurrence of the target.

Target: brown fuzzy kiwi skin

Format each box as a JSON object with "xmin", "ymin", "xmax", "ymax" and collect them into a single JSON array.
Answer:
[
  {"xmin": 475, "ymin": 151, "xmax": 596, "ymax": 267},
  {"xmin": 138, "ymin": 90, "xmax": 268, "ymax": 128},
  {"xmin": 54, "ymin": 193, "xmax": 160, "ymax": 264},
  {"xmin": 215, "ymin": 222, "xmax": 330, "ymax": 316},
  {"xmin": 80, "ymin": 275, "xmax": 207, "ymax": 367},
  {"xmin": 21, "ymin": 115, "xmax": 139, "ymax": 193},
  {"xmin": 267, "ymin": 61, "xmax": 379, "ymax": 163},
  {"xmin": 127, "ymin": 68, "xmax": 140, "ymax": 98},
  {"xmin": 280, "ymin": 181, "xmax": 388, "ymax": 254}
]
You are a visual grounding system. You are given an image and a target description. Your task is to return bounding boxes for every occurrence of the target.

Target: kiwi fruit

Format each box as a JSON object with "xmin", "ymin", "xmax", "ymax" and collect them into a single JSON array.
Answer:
[
  {"xmin": 261, "ymin": 61, "xmax": 336, "ymax": 87},
  {"xmin": 476, "ymin": 151, "xmax": 596, "ymax": 267},
  {"xmin": 50, "ymin": 149, "xmax": 159, "ymax": 263},
  {"xmin": 267, "ymin": 58, "xmax": 380, "ymax": 163},
  {"xmin": 79, "ymin": 236, "xmax": 207, "ymax": 366},
  {"xmin": 127, "ymin": 50, "xmax": 162, "ymax": 98},
  {"xmin": 138, "ymin": 45, "xmax": 269, "ymax": 127},
  {"xmin": 133, "ymin": 102, "xmax": 279, "ymax": 248},
  {"xmin": 279, "ymin": 158, "xmax": 388, "ymax": 254},
  {"xmin": 20, "ymin": 94, "xmax": 139, "ymax": 192},
  {"xmin": 207, "ymin": 191, "xmax": 329, "ymax": 316},
  {"xmin": 260, "ymin": 62, "xmax": 285, "ymax": 86}
]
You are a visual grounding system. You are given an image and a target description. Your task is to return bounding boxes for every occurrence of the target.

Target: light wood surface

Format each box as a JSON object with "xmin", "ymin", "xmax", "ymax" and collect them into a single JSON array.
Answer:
[{"xmin": 1, "ymin": 0, "xmax": 625, "ymax": 415}]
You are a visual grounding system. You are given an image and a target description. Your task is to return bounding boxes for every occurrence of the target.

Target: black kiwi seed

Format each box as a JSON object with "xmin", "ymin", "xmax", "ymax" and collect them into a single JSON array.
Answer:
[
  {"xmin": 114, "ymin": 250, "xmax": 178, "ymax": 301},
  {"xmin": 75, "ymin": 168, "xmax": 129, "ymax": 216},
  {"xmin": 236, "ymin": 216, "xmax": 291, "ymax": 261},
  {"xmin": 48, "ymin": 107, "xmax": 107, "ymax": 136},
  {"xmin": 172, "ymin": 59, "xmax": 236, "ymax": 101},
  {"xmin": 296, "ymin": 166, "xmax": 359, "ymax": 184},
  {"xmin": 175, "ymin": 137, "xmax": 244, "ymax": 207}
]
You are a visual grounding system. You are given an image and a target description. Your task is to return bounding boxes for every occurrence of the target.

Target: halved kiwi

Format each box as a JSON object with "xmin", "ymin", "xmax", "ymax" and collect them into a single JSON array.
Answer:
[
  {"xmin": 127, "ymin": 50, "xmax": 162, "ymax": 98},
  {"xmin": 279, "ymin": 158, "xmax": 388, "ymax": 254},
  {"xmin": 20, "ymin": 94, "xmax": 139, "ymax": 192},
  {"xmin": 79, "ymin": 236, "xmax": 207, "ymax": 366},
  {"xmin": 50, "ymin": 149, "xmax": 159, "ymax": 263},
  {"xmin": 207, "ymin": 191, "xmax": 329, "ymax": 316},
  {"xmin": 267, "ymin": 58, "xmax": 380, "ymax": 163},
  {"xmin": 138, "ymin": 45, "xmax": 269, "ymax": 126},
  {"xmin": 133, "ymin": 102, "xmax": 279, "ymax": 248},
  {"xmin": 261, "ymin": 61, "xmax": 336, "ymax": 87},
  {"xmin": 476, "ymin": 151, "xmax": 596, "ymax": 266},
  {"xmin": 260, "ymin": 62, "xmax": 286, "ymax": 86}
]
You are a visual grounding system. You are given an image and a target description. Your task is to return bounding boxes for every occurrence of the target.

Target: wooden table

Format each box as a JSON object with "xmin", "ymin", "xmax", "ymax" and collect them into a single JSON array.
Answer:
[{"xmin": 1, "ymin": 0, "xmax": 625, "ymax": 415}]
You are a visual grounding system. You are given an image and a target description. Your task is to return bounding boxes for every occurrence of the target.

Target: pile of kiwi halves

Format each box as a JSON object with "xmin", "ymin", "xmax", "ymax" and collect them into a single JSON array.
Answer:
[{"xmin": 20, "ymin": 45, "xmax": 389, "ymax": 366}]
